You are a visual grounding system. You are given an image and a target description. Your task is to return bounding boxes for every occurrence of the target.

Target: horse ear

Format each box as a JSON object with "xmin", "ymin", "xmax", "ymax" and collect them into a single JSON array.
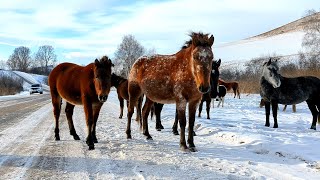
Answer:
[
  {"xmin": 209, "ymin": 35, "xmax": 214, "ymax": 46},
  {"xmin": 217, "ymin": 59, "xmax": 221, "ymax": 66},
  {"xmin": 95, "ymin": 59, "xmax": 100, "ymax": 66},
  {"xmin": 267, "ymin": 58, "xmax": 272, "ymax": 65}
]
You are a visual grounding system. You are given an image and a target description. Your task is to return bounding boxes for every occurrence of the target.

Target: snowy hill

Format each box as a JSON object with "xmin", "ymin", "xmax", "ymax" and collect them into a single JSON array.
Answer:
[
  {"xmin": 216, "ymin": 13, "xmax": 320, "ymax": 67},
  {"xmin": 0, "ymin": 70, "xmax": 49, "ymax": 92}
]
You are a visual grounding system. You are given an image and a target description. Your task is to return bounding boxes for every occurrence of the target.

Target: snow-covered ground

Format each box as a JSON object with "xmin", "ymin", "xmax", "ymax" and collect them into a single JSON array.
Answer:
[{"xmin": 0, "ymin": 91, "xmax": 319, "ymax": 179}]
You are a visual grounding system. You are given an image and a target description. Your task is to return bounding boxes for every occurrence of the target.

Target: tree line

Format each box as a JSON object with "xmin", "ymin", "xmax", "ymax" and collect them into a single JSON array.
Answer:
[{"xmin": 2, "ymin": 45, "xmax": 57, "ymax": 75}]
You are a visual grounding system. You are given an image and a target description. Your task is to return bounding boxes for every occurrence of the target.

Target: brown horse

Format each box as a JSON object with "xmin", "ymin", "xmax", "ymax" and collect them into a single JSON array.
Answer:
[
  {"xmin": 111, "ymin": 73, "xmax": 142, "ymax": 122},
  {"xmin": 127, "ymin": 32, "xmax": 214, "ymax": 152},
  {"xmin": 218, "ymin": 79, "xmax": 240, "ymax": 99},
  {"xmin": 48, "ymin": 56, "xmax": 113, "ymax": 150}
]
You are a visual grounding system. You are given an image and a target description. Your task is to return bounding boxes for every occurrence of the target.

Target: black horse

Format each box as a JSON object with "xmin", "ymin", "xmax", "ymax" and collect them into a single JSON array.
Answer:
[
  {"xmin": 260, "ymin": 58, "xmax": 320, "ymax": 130},
  {"xmin": 212, "ymin": 85, "xmax": 227, "ymax": 108},
  {"xmin": 150, "ymin": 59, "xmax": 221, "ymax": 134},
  {"xmin": 198, "ymin": 59, "xmax": 221, "ymax": 119}
]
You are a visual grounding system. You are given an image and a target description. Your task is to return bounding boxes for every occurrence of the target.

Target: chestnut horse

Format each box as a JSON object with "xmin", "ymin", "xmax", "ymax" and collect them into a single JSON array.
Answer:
[
  {"xmin": 48, "ymin": 56, "xmax": 113, "ymax": 150},
  {"xmin": 218, "ymin": 79, "xmax": 240, "ymax": 99},
  {"xmin": 127, "ymin": 32, "xmax": 214, "ymax": 152},
  {"xmin": 111, "ymin": 73, "xmax": 142, "ymax": 122}
]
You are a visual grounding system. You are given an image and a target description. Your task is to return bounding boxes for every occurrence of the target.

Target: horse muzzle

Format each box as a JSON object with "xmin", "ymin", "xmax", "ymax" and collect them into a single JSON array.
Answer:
[
  {"xmin": 98, "ymin": 95, "xmax": 108, "ymax": 103},
  {"xmin": 199, "ymin": 85, "xmax": 211, "ymax": 94}
]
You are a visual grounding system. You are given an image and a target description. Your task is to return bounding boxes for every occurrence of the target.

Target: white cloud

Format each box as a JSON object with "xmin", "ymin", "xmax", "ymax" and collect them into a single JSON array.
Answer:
[{"xmin": 0, "ymin": 0, "xmax": 318, "ymax": 64}]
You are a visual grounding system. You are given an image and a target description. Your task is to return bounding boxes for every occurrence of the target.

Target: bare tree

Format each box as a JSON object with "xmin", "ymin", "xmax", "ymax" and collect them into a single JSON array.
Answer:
[
  {"xmin": 35, "ymin": 45, "xmax": 57, "ymax": 75},
  {"xmin": 0, "ymin": 60, "xmax": 7, "ymax": 69},
  {"xmin": 302, "ymin": 9, "xmax": 320, "ymax": 70},
  {"xmin": 7, "ymin": 46, "xmax": 31, "ymax": 72},
  {"xmin": 114, "ymin": 35, "xmax": 145, "ymax": 77}
]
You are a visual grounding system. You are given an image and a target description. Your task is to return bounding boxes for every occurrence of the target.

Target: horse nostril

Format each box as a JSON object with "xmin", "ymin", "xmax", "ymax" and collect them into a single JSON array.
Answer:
[{"xmin": 98, "ymin": 95, "xmax": 108, "ymax": 102}]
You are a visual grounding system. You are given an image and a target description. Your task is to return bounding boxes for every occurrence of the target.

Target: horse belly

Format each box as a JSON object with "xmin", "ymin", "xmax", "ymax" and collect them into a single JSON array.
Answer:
[{"xmin": 141, "ymin": 80, "xmax": 176, "ymax": 104}]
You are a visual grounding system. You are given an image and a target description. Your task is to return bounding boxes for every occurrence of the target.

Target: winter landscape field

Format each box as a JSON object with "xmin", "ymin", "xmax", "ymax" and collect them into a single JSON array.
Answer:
[{"xmin": 0, "ymin": 88, "xmax": 320, "ymax": 179}]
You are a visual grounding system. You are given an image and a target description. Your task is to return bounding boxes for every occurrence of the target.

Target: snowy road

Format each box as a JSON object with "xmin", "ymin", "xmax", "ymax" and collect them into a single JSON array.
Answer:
[{"xmin": 0, "ymin": 91, "xmax": 320, "ymax": 179}]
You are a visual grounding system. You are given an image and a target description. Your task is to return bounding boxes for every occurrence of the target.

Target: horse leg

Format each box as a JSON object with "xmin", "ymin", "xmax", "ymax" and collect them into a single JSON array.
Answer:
[
  {"xmin": 198, "ymin": 99, "xmax": 203, "ymax": 117},
  {"xmin": 83, "ymin": 100, "xmax": 94, "ymax": 150},
  {"xmin": 292, "ymin": 104, "xmax": 297, "ymax": 113},
  {"xmin": 127, "ymin": 83, "xmax": 142, "ymax": 139},
  {"xmin": 188, "ymin": 100, "xmax": 199, "ymax": 152},
  {"xmin": 233, "ymin": 88, "xmax": 236, "ymax": 98},
  {"xmin": 221, "ymin": 97, "xmax": 225, "ymax": 107},
  {"xmin": 172, "ymin": 108, "xmax": 179, "ymax": 135},
  {"xmin": 51, "ymin": 93, "xmax": 62, "ymax": 141},
  {"xmin": 264, "ymin": 101, "xmax": 271, "ymax": 127},
  {"xmin": 306, "ymin": 99, "xmax": 318, "ymax": 130},
  {"xmin": 271, "ymin": 100, "xmax": 278, "ymax": 128},
  {"xmin": 154, "ymin": 103, "xmax": 164, "ymax": 131},
  {"xmin": 176, "ymin": 100, "xmax": 188, "ymax": 151},
  {"xmin": 217, "ymin": 97, "xmax": 221, "ymax": 107},
  {"xmin": 142, "ymin": 97, "xmax": 153, "ymax": 139},
  {"xmin": 283, "ymin": 105, "xmax": 287, "ymax": 112},
  {"xmin": 119, "ymin": 96, "xmax": 124, "ymax": 119},
  {"xmin": 237, "ymin": 88, "xmax": 240, "ymax": 99},
  {"xmin": 136, "ymin": 96, "xmax": 143, "ymax": 128},
  {"xmin": 92, "ymin": 104, "xmax": 103, "ymax": 143},
  {"xmin": 65, "ymin": 102, "xmax": 80, "ymax": 140},
  {"xmin": 206, "ymin": 99, "xmax": 211, "ymax": 119}
]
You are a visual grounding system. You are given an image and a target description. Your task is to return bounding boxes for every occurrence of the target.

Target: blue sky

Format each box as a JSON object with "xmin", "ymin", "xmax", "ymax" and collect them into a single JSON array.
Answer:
[{"xmin": 0, "ymin": 0, "xmax": 318, "ymax": 65}]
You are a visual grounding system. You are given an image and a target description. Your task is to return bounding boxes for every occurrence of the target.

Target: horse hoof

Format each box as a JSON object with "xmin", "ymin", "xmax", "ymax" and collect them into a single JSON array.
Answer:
[
  {"xmin": 146, "ymin": 136, "xmax": 153, "ymax": 140},
  {"xmin": 156, "ymin": 128, "xmax": 161, "ymax": 131},
  {"xmin": 173, "ymin": 131, "xmax": 179, "ymax": 135},
  {"xmin": 127, "ymin": 135, "xmax": 132, "ymax": 139},
  {"xmin": 88, "ymin": 145, "xmax": 95, "ymax": 150},
  {"xmin": 273, "ymin": 125, "xmax": 278, "ymax": 128},
  {"xmin": 73, "ymin": 135, "xmax": 80, "ymax": 140},
  {"xmin": 180, "ymin": 146, "xmax": 190, "ymax": 153},
  {"xmin": 207, "ymin": 117, "xmax": 210, "ymax": 119},
  {"xmin": 189, "ymin": 147, "xmax": 198, "ymax": 152},
  {"xmin": 265, "ymin": 124, "xmax": 270, "ymax": 127},
  {"xmin": 310, "ymin": 126, "xmax": 316, "ymax": 130},
  {"xmin": 119, "ymin": 116, "xmax": 122, "ymax": 119},
  {"xmin": 160, "ymin": 125, "xmax": 164, "ymax": 129},
  {"xmin": 55, "ymin": 136, "xmax": 60, "ymax": 141},
  {"xmin": 93, "ymin": 139, "xmax": 98, "ymax": 143},
  {"xmin": 193, "ymin": 131, "xmax": 197, "ymax": 136}
]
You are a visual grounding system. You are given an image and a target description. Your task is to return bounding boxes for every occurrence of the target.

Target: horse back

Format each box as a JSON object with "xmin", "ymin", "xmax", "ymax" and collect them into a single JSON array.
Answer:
[{"xmin": 49, "ymin": 63, "xmax": 95, "ymax": 105}]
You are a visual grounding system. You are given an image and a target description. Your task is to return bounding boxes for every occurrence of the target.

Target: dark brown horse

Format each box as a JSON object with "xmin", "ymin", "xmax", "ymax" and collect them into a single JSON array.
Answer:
[
  {"xmin": 127, "ymin": 32, "xmax": 214, "ymax": 152},
  {"xmin": 218, "ymin": 79, "xmax": 240, "ymax": 99},
  {"xmin": 48, "ymin": 56, "xmax": 113, "ymax": 150},
  {"xmin": 111, "ymin": 73, "xmax": 142, "ymax": 122}
]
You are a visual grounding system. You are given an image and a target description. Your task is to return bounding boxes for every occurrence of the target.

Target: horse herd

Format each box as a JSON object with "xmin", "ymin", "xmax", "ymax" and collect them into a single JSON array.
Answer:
[{"xmin": 48, "ymin": 32, "xmax": 320, "ymax": 151}]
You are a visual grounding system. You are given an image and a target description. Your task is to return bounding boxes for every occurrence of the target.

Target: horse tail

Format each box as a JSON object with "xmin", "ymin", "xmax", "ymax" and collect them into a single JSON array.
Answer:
[{"xmin": 318, "ymin": 112, "xmax": 320, "ymax": 124}]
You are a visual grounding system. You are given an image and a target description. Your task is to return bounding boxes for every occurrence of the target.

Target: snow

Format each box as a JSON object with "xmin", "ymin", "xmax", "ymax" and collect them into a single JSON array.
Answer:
[
  {"xmin": 216, "ymin": 31, "xmax": 305, "ymax": 63},
  {"xmin": 0, "ymin": 70, "xmax": 49, "ymax": 92},
  {"xmin": 0, "ymin": 91, "xmax": 320, "ymax": 179}
]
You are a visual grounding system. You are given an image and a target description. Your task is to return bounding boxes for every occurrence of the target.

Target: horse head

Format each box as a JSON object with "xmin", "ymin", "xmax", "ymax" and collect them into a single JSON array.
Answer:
[
  {"xmin": 210, "ymin": 59, "xmax": 221, "ymax": 97},
  {"xmin": 93, "ymin": 56, "xmax": 114, "ymax": 102},
  {"xmin": 189, "ymin": 32, "xmax": 214, "ymax": 94},
  {"xmin": 262, "ymin": 58, "xmax": 281, "ymax": 88},
  {"xmin": 111, "ymin": 73, "xmax": 126, "ymax": 88}
]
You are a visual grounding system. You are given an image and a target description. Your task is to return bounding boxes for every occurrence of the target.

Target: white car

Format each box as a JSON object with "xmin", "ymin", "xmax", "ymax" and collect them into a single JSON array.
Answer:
[{"xmin": 29, "ymin": 84, "xmax": 43, "ymax": 94}]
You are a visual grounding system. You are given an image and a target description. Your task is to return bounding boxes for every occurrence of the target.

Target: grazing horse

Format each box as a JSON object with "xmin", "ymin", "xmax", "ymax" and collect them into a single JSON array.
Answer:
[
  {"xmin": 48, "ymin": 56, "xmax": 113, "ymax": 150},
  {"xmin": 111, "ymin": 73, "xmax": 141, "ymax": 122},
  {"xmin": 260, "ymin": 58, "xmax": 320, "ymax": 130},
  {"xmin": 198, "ymin": 59, "xmax": 221, "ymax": 119},
  {"xmin": 127, "ymin": 32, "xmax": 214, "ymax": 152},
  {"xmin": 213, "ymin": 85, "xmax": 227, "ymax": 108},
  {"xmin": 218, "ymin": 79, "xmax": 240, "ymax": 99}
]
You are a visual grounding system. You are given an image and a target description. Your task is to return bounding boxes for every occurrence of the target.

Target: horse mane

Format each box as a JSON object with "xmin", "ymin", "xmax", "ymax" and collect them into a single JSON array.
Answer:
[
  {"xmin": 181, "ymin": 32, "xmax": 212, "ymax": 49},
  {"xmin": 95, "ymin": 55, "xmax": 114, "ymax": 67}
]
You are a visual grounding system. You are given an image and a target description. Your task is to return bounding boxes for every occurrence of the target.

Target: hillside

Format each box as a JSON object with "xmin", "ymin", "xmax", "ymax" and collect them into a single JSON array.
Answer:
[
  {"xmin": 252, "ymin": 12, "xmax": 320, "ymax": 39},
  {"xmin": 216, "ymin": 13, "xmax": 319, "ymax": 64}
]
